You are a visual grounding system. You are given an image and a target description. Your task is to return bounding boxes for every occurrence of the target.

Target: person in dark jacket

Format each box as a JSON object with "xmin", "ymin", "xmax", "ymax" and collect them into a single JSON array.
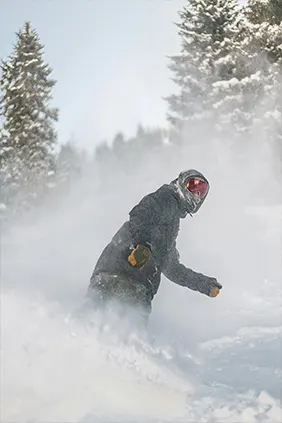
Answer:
[{"xmin": 87, "ymin": 169, "xmax": 222, "ymax": 318}]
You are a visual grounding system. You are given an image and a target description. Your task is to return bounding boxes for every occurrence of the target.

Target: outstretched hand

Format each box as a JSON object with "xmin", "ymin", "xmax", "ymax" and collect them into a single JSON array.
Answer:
[
  {"xmin": 207, "ymin": 278, "xmax": 222, "ymax": 297},
  {"xmin": 197, "ymin": 276, "xmax": 222, "ymax": 297}
]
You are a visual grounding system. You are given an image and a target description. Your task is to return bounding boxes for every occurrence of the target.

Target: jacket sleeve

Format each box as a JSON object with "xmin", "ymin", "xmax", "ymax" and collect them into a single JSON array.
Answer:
[
  {"xmin": 128, "ymin": 193, "xmax": 159, "ymax": 248},
  {"xmin": 162, "ymin": 242, "xmax": 207, "ymax": 292}
]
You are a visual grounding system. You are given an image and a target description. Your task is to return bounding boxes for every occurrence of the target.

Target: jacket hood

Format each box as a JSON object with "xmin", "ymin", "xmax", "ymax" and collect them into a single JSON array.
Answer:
[{"xmin": 169, "ymin": 169, "xmax": 210, "ymax": 217}]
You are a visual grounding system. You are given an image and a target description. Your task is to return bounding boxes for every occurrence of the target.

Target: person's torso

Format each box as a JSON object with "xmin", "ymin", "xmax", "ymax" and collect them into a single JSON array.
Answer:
[{"xmin": 92, "ymin": 186, "xmax": 181, "ymax": 297}]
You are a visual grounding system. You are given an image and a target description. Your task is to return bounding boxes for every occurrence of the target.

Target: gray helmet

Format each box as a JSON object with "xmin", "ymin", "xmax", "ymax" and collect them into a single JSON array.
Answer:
[{"xmin": 171, "ymin": 169, "xmax": 210, "ymax": 216}]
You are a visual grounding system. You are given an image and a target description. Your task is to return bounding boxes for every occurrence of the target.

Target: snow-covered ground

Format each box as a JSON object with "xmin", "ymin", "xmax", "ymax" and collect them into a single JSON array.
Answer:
[{"xmin": 1, "ymin": 178, "xmax": 281, "ymax": 423}]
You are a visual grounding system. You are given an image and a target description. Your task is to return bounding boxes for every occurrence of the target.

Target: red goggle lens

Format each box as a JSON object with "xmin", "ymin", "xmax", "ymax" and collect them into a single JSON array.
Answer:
[{"xmin": 186, "ymin": 178, "xmax": 209, "ymax": 199}]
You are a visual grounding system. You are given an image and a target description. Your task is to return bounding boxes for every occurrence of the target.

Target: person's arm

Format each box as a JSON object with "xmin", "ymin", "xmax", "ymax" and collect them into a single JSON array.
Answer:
[
  {"xmin": 162, "ymin": 243, "xmax": 222, "ymax": 297},
  {"xmin": 128, "ymin": 194, "xmax": 158, "ymax": 248},
  {"xmin": 128, "ymin": 190, "xmax": 175, "ymax": 267}
]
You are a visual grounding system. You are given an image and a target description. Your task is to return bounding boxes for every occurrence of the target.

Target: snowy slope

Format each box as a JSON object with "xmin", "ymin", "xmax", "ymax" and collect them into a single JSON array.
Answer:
[{"xmin": 1, "ymin": 189, "xmax": 281, "ymax": 423}]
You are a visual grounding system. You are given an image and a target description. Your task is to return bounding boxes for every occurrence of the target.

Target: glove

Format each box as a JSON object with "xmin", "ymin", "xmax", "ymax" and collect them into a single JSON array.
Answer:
[
  {"xmin": 128, "ymin": 244, "xmax": 150, "ymax": 269},
  {"xmin": 197, "ymin": 276, "xmax": 222, "ymax": 298}
]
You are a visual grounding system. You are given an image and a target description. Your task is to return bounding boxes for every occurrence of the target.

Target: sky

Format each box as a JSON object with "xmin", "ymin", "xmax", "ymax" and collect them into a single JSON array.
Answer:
[{"xmin": 1, "ymin": 0, "xmax": 186, "ymax": 150}]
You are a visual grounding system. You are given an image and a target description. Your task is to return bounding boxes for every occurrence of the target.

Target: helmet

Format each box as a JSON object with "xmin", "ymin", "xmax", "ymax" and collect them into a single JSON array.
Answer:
[{"xmin": 172, "ymin": 169, "xmax": 210, "ymax": 215}]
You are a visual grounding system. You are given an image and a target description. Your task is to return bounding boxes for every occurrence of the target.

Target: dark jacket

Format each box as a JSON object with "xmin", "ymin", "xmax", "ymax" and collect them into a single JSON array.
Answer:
[{"xmin": 90, "ymin": 183, "xmax": 212, "ymax": 300}]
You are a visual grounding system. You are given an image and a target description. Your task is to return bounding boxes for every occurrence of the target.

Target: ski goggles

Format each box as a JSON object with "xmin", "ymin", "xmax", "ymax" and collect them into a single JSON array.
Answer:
[{"xmin": 185, "ymin": 177, "xmax": 209, "ymax": 199}]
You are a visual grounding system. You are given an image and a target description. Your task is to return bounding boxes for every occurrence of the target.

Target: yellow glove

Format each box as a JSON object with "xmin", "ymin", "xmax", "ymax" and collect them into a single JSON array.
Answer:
[
  {"xmin": 210, "ymin": 286, "xmax": 220, "ymax": 297},
  {"xmin": 197, "ymin": 277, "xmax": 222, "ymax": 297},
  {"xmin": 128, "ymin": 244, "xmax": 150, "ymax": 269}
]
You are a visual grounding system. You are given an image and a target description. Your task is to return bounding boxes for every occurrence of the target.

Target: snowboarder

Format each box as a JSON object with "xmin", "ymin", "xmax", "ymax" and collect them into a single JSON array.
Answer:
[{"xmin": 87, "ymin": 169, "xmax": 222, "ymax": 318}]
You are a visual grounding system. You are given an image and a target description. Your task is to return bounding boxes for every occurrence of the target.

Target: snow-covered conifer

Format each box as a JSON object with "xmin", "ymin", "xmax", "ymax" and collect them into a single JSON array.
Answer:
[{"xmin": 0, "ymin": 22, "xmax": 58, "ymax": 214}]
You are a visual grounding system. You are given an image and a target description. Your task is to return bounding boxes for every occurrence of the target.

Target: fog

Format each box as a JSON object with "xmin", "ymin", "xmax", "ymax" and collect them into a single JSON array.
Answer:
[{"xmin": 1, "ymin": 120, "xmax": 281, "ymax": 422}]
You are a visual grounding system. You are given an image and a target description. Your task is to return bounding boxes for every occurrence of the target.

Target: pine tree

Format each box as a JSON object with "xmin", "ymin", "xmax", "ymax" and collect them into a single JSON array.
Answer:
[
  {"xmin": 245, "ymin": 0, "xmax": 282, "ymax": 26},
  {"xmin": 243, "ymin": 1, "xmax": 282, "ymax": 133},
  {"xmin": 112, "ymin": 132, "xmax": 126, "ymax": 161},
  {"xmin": 245, "ymin": 0, "xmax": 282, "ymax": 66},
  {"xmin": 0, "ymin": 21, "xmax": 58, "ymax": 214},
  {"xmin": 244, "ymin": 0, "xmax": 282, "ymax": 177},
  {"xmin": 94, "ymin": 141, "xmax": 113, "ymax": 182},
  {"xmin": 56, "ymin": 141, "xmax": 82, "ymax": 187},
  {"xmin": 166, "ymin": 0, "xmax": 241, "ymax": 143}
]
